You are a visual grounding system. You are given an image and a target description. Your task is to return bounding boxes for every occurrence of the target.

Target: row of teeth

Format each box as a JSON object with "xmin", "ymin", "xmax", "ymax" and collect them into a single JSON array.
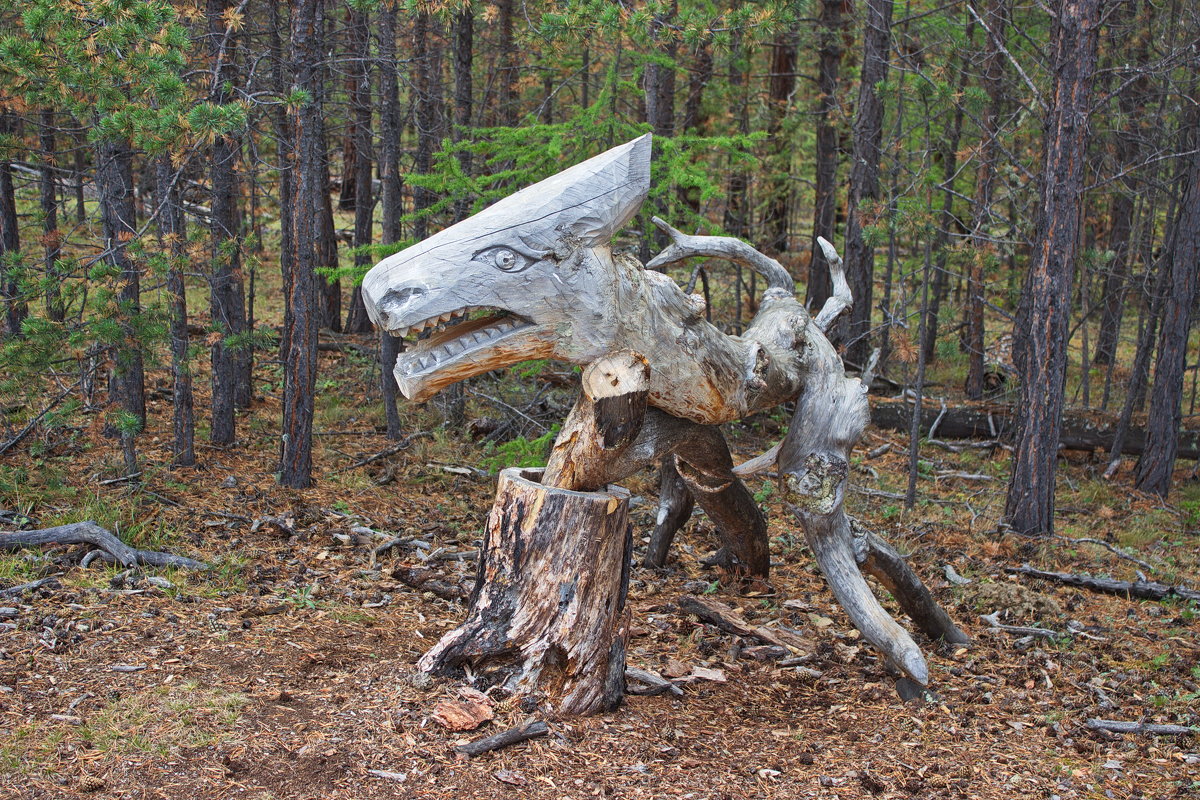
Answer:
[
  {"xmin": 389, "ymin": 306, "xmax": 492, "ymax": 338},
  {"xmin": 407, "ymin": 317, "xmax": 527, "ymax": 371}
]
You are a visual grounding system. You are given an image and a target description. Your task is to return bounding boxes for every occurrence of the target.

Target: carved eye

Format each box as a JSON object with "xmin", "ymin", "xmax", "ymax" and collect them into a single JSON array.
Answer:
[{"xmin": 473, "ymin": 245, "xmax": 538, "ymax": 273}]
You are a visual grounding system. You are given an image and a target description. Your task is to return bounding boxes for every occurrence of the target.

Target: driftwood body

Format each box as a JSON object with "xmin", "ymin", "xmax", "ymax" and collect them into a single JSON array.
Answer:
[{"xmin": 364, "ymin": 135, "xmax": 963, "ymax": 713}]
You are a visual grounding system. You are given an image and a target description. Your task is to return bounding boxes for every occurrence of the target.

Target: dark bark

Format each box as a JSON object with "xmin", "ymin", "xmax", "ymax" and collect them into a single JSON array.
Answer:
[
  {"xmin": 644, "ymin": 0, "xmax": 677, "ymax": 140},
  {"xmin": 762, "ymin": 25, "xmax": 800, "ymax": 256},
  {"xmin": 870, "ymin": 398, "xmax": 1200, "ymax": 459},
  {"xmin": 343, "ymin": 3, "xmax": 375, "ymax": 334},
  {"xmin": 156, "ymin": 154, "xmax": 195, "ymax": 467},
  {"xmin": 681, "ymin": 39, "xmax": 712, "ymax": 133},
  {"xmin": 72, "ymin": 128, "xmax": 87, "ymax": 224},
  {"xmin": 643, "ymin": 460, "xmax": 694, "ymax": 568},
  {"xmin": 316, "ymin": 56, "xmax": 341, "ymax": 333},
  {"xmin": 451, "ymin": 4, "xmax": 474, "ymax": 222},
  {"xmin": 378, "ymin": 4, "xmax": 403, "ymax": 441},
  {"xmin": 1135, "ymin": 123, "xmax": 1200, "ymax": 497},
  {"xmin": 1005, "ymin": 0, "xmax": 1103, "ymax": 536},
  {"xmin": 496, "ymin": 0, "xmax": 517, "ymax": 126},
  {"xmin": 207, "ymin": 0, "xmax": 248, "ymax": 445},
  {"xmin": 411, "ymin": 12, "xmax": 445, "ymax": 240},
  {"xmin": 723, "ymin": 32, "xmax": 750, "ymax": 324},
  {"xmin": 841, "ymin": 0, "xmax": 893, "ymax": 364},
  {"xmin": 270, "ymin": 0, "xmax": 295, "ymax": 361},
  {"xmin": 0, "ymin": 110, "xmax": 24, "ymax": 337},
  {"xmin": 809, "ymin": 0, "xmax": 846, "ymax": 310},
  {"xmin": 39, "ymin": 109, "xmax": 63, "ymax": 322},
  {"xmin": 280, "ymin": 0, "xmax": 324, "ymax": 489},
  {"xmin": 96, "ymin": 137, "xmax": 145, "ymax": 429}
]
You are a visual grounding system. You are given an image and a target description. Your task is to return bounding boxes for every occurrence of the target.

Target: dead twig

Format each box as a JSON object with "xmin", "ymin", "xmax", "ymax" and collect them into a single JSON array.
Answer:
[{"xmin": 331, "ymin": 431, "xmax": 432, "ymax": 474}]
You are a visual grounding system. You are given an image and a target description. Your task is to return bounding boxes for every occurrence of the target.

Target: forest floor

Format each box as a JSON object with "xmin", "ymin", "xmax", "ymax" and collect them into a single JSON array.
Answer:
[{"xmin": 1, "ymin": 336, "xmax": 1199, "ymax": 800}]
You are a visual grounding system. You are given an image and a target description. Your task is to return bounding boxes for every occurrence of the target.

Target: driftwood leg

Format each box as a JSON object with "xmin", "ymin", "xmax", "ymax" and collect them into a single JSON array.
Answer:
[
  {"xmin": 643, "ymin": 460, "xmax": 694, "ymax": 568},
  {"xmin": 860, "ymin": 529, "xmax": 970, "ymax": 645},
  {"xmin": 780, "ymin": 344, "xmax": 932, "ymax": 685},
  {"xmin": 418, "ymin": 354, "xmax": 648, "ymax": 716},
  {"xmin": 675, "ymin": 458, "xmax": 770, "ymax": 580}
]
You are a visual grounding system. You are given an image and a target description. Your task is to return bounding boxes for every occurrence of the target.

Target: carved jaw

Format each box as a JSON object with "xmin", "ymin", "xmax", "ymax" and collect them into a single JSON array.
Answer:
[{"xmin": 386, "ymin": 306, "xmax": 556, "ymax": 402}]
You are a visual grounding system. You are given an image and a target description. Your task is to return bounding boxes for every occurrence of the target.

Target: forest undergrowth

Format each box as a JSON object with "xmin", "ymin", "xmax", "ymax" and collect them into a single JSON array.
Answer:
[{"xmin": 1, "ymin": 321, "xmax": 1197, "ymax": 800}]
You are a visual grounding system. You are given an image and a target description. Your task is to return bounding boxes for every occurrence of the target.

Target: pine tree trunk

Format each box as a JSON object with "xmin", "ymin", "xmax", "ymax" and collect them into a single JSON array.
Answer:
[
  {"xmin": 343, "ymin": 4, "xmax": 375, "ymax": 334},
  {"xmin": 0, "ymin": 110, "xmax": 24, "ymax": 337},
  {"xmin": 412, "ymin": 12, "xmax": 445, "ymax": 240},
  {"xmin": 378, "ymin": 4, "xmax": 403, "ymax": 441},
  {"xmin": 1134, "ymin": 117, "xmax": 1200, "ymax": 497},
  {"xmin": 39, "ymin": 109, "xmax": 63, "ymax": 322},
  {"xmin": 964, "ymin": 0, "xmax": 1009, "ymax": 400},
  {"xmin": 644, "ymin": 0, "xmax": 677, "ymax": 141},
  {"xmin": 207, "ymin": 0, "xmax": 248, "ymax": 443},
  {"xmin": 156, "ymin": 154, "xmax": 195, "ymax": 467},
  {"xmin": 808, "ymin": 0, "xmax": 844, "ymax": 310},
  {"xmin": 270, "ymin": 0, "xmax": 295, "ymax": 362},
  {"xmin": 763, "ymin": 24, "xmax": 799, "ymax": 256},
  {"xmin": 281, "ymin": 0, "xmax": 324, "ymax": 489},
  {"xmin": 96, "ymin": 137, "xmax": 146, "ymax": 429},
  {"xmin": 1005, "ymin": 0, "xmax": 1103, "ymax": 537},
  {"xmin": 496, "ymin": 0, "xmax": 517, "ymax": 125},
  {"xmin": 841, "ymin": 0, "xmax": 893, "ymax": 364}
]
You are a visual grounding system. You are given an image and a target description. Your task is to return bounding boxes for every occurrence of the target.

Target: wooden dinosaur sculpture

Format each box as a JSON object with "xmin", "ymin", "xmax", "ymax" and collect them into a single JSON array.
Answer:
[{"xmin": 361, "ymin": 134, "xmax": 966, "ymax": 716}]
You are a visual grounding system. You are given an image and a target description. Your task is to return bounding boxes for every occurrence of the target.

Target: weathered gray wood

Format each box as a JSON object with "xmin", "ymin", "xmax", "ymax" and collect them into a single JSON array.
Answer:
[
  {"xmin": 861, "ymin": 529, "xmax": 970, "ymax": 645},
  {"xmin": 360, "ymin": 135, "xmax": 811, "ymax": 425},
  {"xmin": 0, "ymin": 522, "xmax": 207, "ymax": 570},
  {"xmin": 1086, "ymin": 719, "xmax": 1195, "ymax": 737},
  {"xmin": 417, "ymin": 468, "xmax": 632, "ymax": 717},
  {"xmin": 1007, "ymin": 564, "xmax": 1200, "ymax": 603}
]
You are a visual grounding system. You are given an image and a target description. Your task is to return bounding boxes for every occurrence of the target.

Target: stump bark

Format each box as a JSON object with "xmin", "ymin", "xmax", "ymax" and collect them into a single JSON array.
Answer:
[{"xmin": 418, "ymin": 468, "xmax": 633, "ymax": 716}]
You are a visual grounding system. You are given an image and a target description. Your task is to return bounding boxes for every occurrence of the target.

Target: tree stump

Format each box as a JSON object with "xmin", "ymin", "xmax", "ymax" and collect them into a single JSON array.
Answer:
[{"xmin": 417, "ymin": 467, "xmax": 633, "ymax": 717}]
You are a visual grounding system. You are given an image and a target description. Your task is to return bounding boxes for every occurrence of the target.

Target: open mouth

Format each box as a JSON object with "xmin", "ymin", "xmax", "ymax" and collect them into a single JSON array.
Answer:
[{"xmin": 394, "ymin": 306, "xmax": 535, "ymax": 373}]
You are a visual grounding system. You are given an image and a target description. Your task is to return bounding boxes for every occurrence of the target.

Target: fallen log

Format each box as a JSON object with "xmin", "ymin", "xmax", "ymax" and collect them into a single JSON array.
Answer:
[
  {"xmin": 870, "ymin": 399, "xmax": 1200, "ymax": 459},
  {"xmin": 1086, "ymin": 719, "xmax": 1195, "ymax": 736},
  {"xmin": 454, "ymin": 720, "xmax": 550, "ymax": 757},
  {"xmin": 0, "ymin": 522, "xmax": 208, "ymax": 570},
  {"xmin": 1007, "ymin": 564, "xmax": 1200, "ymax": 603},
  {"xmin": 677, "ymin": 594, "xmax": 814, "ymax": 654}
]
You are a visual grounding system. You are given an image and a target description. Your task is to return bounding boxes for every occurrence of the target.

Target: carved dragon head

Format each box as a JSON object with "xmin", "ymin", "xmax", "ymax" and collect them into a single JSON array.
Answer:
[{"xmin": 361, "ymin": 135, "xmax": 653, "ymax": 402}]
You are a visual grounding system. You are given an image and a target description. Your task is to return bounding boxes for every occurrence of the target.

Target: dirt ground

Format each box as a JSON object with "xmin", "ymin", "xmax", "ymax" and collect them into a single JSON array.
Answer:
[{"xmin": 2, "ymin": 348, "xmax": 1198, "ymax": 800}]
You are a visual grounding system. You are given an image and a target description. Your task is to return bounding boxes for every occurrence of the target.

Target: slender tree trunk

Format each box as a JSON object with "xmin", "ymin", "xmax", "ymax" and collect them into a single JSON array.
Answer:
[
  {"xmin": 0, "ymin": 110, "xmax": 25, "ymax": 337},
  {"xmin": 1005, "ymin": 0, "xmax": 1103, "ymax": 537},
  {"xmin": 452, "ymin": 4, "xmax": 474, "ymax": 222},
  {"xmin": 921, "ymin": 38, "xmax": 969, "ymax": 364},
  {"xmin": 39, "ymin": 110, "xmax": 63, "ymax": 322},
  {"xmin": 96, "ymin": 137, "xmax": 146, "ymax": 431},
  {"xmin": 270, "ymin": 0, "xmax": 295, "ymax": 362},
  {"xmin": 412, "ymin": 12, "xmax": 445, "ymax": 241},
  {"xmin": 1135, "ymin": 118, "xmax": 1200, "ymax": 497},
  {"xmin": 496, "ymin": 0, "xmax": 517, "ymax": 125},
  {"xmin": 207, "ymin": 0, "xmax": 248, "ymax": 444},
  {"xmin": 681, "ymin": 39, "xmax": 712, "ymax": 133},
  {"xmin": 723, "ymin": 31, "xmax": 750, "ymax": 326},
  {"xmin": 343, "ymin": 3, "xmax": 375, "ymax": 334},
  {"xmin": 964, "ymin": 0, "xmax": 1009, "ymax": 400},
  {"xmin": 763, "ymin": 24, "xmax": 800, "ymax": 256},
  {"xmin": 841, "ymin": 0, "xmax": 894, "ymax": 364},
  {"xmin": 378, "ymin": 3, "xmax": 404, "ymax": 441},
  {"xmin": 1093, "ymin": 1, "xmax": 1151, "ymax": 367},
  {"xmin": 808, "ymin": 0, "xmax": 845, "ymax": 310},
  {"xmin": 315, "ymin": 13, "xmax": 340, "ymax": 333},
  {"xmin": 156, "ymin": 154, "xmax": 195, "ymax": 467},
  {"xmin": 281, "ymin": 0, "xmax": 324, "ymax": 488},
  {"xmin": 644, "ymin": 0, "xmax": 677, "ymax": 140}
]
